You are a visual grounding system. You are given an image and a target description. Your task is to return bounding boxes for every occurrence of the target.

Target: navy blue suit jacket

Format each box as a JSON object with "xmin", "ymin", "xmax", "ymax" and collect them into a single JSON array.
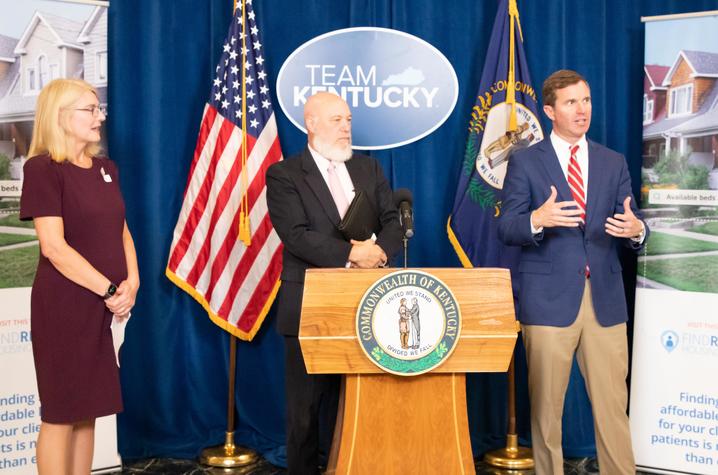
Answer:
[{"xmin": 497, "ymin": 138, "xmax": 648, "ymax": 327}]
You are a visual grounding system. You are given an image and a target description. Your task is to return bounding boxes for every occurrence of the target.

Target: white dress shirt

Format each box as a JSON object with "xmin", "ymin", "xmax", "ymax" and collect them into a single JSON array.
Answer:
[
  {"xmin": 550, "ymin": 131, "xmax": 589, "ymax": 192},
  {"xmin": 308, "ymin": 145, "xmax": 355, "ymax": 205}
]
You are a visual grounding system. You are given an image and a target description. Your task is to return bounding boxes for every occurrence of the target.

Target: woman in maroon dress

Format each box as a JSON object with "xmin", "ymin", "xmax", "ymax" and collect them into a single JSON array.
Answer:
[{"xmin": 19, "ymin": 79, "xmax": 139, "ymax": 474}]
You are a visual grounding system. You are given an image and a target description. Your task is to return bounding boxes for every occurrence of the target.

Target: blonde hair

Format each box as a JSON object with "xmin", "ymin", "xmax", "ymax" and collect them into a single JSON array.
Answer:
[{"xmin": 28, "ymin": 79, "xmax": 102, "ymax": 163}]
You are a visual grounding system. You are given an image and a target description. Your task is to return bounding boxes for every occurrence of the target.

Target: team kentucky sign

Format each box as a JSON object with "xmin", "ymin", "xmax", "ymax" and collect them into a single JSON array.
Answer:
[
  {"xmin": 355, "ymin": 270, "xmax": 461, "ymax": 376},
  {"xmin": 276, "ymin": 27, "xmax": 459, "ymax": 149}
]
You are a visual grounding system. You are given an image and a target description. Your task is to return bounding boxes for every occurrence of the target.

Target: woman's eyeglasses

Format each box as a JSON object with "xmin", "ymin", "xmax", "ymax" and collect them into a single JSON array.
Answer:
[{"xmin": 73, "ymin": 105, "xmax": 108, "ymax": 118}]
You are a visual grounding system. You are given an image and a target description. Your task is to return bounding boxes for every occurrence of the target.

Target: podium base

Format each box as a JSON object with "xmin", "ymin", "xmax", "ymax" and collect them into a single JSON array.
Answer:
[
  {"xmin": 199, "ymin": 432, "xmax": 258, "ymax": 468},
  {"xmin": 330, "ymin": 373, "xmax": 476, "ymax": 474},
  {"xmin": 483, "ymin": 434, "xmax": 534, "ymax": 470}
]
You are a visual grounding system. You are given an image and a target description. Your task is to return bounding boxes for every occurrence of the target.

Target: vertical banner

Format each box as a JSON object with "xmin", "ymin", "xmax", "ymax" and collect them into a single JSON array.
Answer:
[
  {"xmin": 631, "ymin": 10, "xmax": 718, "ymax": 475},
  {"xmin": 0, "ymin": 1, "xmax": 118, "ymax": 473}
]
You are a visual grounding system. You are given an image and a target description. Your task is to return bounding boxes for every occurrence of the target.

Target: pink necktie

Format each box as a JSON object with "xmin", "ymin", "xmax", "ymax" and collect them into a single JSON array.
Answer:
[{"xmin": 327, "ymin": 163, "xmax": 349, "ymax": 219}]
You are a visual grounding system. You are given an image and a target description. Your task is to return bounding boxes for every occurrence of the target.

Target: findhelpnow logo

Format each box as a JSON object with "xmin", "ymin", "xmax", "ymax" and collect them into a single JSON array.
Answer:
[{"xmin": 276, "ymin": 27, "xmax": 459, "ymax": 150}]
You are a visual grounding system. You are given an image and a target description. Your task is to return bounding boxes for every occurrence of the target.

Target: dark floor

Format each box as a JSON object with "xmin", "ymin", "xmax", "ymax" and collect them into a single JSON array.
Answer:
[{"xmin": 116, "ymin": 455, "xmax": 652, "ymax": 474}]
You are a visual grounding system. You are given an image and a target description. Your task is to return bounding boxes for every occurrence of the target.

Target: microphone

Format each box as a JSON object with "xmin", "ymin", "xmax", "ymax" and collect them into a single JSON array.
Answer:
[{"xmin": 393, "ymin": 188, "xmax": 414, "ymax": 239}]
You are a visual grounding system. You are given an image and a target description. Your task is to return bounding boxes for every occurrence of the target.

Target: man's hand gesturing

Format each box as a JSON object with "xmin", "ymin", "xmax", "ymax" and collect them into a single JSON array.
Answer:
[
  {"xmin": 530, "ymin": 186, "xmax": 584, "ymax": 229},
  {"xmin": 605, "ymin": 196, "xmax": 644, "ymax": 239}
]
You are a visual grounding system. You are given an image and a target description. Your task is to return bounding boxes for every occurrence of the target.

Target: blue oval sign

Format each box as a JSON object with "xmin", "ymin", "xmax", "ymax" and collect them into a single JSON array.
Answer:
[{"xmin": 277, "ymin": 27, "xmax": 459, "ymax": 150}]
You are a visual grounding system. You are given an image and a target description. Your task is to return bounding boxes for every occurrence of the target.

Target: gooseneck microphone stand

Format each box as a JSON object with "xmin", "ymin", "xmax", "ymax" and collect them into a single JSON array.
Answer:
[
  {"xmin": 393, "ymin": 188, "xmax": 413, "ymax": 268},
  {"xmin": 402, "ymin": 235, "xmax": 409, "ymax": 268}
]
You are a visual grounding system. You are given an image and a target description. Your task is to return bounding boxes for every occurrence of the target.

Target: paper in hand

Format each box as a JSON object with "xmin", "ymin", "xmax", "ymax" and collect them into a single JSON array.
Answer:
[{"xmin": 110, "ymin": 313, "xmax": 131, "ymax": 367}]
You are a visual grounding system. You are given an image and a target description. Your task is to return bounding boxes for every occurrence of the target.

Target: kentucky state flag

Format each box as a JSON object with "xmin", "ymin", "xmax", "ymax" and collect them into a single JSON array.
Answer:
[{"xmin": 447, "ymin": 0, "xmax": 543, "ymax": 271}]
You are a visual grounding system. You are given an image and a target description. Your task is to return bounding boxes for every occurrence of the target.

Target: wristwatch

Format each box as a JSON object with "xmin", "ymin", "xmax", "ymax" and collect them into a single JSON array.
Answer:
[
  {"xmin": 631, "ymin": 221, "xmax": 646, "ymax": 243},
  {"xmin": 103, "ymin": 283, "xmax": 118, "ymax": 299}
]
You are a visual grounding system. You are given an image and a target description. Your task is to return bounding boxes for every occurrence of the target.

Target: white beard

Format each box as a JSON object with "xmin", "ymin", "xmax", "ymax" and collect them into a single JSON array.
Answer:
[{"xmin": 313, "ymin": 136, "xmax": 353, "ymax": 162}]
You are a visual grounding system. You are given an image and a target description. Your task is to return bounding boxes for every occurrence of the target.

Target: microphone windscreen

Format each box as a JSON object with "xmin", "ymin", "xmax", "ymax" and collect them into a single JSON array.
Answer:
[{"xmin": 393, "ymin": 188, "xmax": 413, "ymax": 207}]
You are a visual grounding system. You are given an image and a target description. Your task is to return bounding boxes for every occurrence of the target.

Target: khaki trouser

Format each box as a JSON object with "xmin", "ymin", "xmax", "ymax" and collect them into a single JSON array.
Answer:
[{"xmin": 522, "ymin": 280, "xmax": 635, "ymax": 475}]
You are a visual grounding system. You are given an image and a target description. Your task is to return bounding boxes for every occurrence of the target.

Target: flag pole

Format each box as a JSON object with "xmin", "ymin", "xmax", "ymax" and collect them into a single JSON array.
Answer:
[
  {"xmin": 483, "ymin": 352, "xmax": 534, "ymax": 469},
  {"xmin": 199, "ymin": 336, "xmax": 258, "ymax": 467},
  {"xmin": 199, "ymin": 0, "xmax": 258, "ymax": 467},
  {"xmin": 484, "ymin": 0, "xmax": 533, "ymax": 469}
]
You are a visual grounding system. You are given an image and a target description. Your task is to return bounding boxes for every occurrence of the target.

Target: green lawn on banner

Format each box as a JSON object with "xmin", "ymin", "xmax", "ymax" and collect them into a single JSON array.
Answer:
[
  {"xmin": 0, "ymin": 244, "xmax": 38, "ymax": 288},
  {"xmin": 644, "ymin": 231, "xmax": 718, "ymax": 256},
  {"xmin": 0, "ymin": 213, "xmax": 34, "ymax": 229},
  {"xmin": 690, "ymin": 222, "xmax": 718, "ymax": 237},
  {"xmin": 638, "ymin": 255, "xmax": 718, "ymax": 293},
  {"xmin": 0, "ymin": 233, "xmax": 37, "ymax": 246}
]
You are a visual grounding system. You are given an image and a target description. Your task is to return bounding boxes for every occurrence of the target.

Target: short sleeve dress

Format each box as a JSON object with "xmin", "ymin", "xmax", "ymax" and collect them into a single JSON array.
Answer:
[{"xmin": 20, "ymin": 154, "xmax": 126, "ymax": 424}]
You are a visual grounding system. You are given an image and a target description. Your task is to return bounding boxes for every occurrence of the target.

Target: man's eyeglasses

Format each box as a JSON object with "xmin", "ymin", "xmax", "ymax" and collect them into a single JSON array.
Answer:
[{"xmin": 73, "ymin": 105, "xmax": 108, "ymax": 118}]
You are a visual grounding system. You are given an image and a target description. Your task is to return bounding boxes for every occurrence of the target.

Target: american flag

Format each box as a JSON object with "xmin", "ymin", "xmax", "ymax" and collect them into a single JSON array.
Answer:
[{"xmin": 166, "ymin": 0, "xmax": 283, "ymax": 341}]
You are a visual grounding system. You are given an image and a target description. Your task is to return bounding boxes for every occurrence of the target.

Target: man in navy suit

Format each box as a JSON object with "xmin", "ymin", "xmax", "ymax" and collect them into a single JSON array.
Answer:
[
  {"xmin": 498, "ymin": 70, "xmax": 647, "ymax": 475},
  {"xmin": 266, "ymin": 92, "xmax": 402, "ymax": 474}
]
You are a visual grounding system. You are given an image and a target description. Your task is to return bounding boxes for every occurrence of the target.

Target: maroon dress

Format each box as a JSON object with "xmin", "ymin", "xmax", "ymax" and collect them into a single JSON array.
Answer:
[{"xmin": 20, "ymin": 155, "xmax": 126, "ymax": 423}]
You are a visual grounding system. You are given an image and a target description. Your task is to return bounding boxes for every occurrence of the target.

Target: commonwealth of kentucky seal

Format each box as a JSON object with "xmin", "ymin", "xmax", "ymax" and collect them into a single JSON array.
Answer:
[
  {"xmin": 356, "ymin": 270, "xmax": 461, "ymax": 376},
  {"xmin": 475, "ymin": 102, "xmax": 543, "ymax": 189}
]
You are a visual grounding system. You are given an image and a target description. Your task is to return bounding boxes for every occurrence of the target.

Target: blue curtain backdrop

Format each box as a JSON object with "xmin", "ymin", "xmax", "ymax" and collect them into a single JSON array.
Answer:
[{"xmin": 109, "ymin": 0, "xmax": 718, "ymax": 464}]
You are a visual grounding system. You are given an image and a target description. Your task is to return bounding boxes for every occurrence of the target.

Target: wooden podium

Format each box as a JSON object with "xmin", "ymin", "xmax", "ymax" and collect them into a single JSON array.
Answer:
[{"xmin": 299, "ymin": 268, "xmax": 518, "ymax": 474}]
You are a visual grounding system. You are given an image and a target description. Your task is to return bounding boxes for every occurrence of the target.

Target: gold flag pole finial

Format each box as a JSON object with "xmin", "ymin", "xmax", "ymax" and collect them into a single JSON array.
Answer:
[{"xmin": 508, "ymin": 0, "xmax": 524, "ymax": 41}]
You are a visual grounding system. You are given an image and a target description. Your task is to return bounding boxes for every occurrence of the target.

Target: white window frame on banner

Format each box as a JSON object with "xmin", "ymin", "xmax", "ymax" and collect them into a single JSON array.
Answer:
[
  {"xmin": 643, "ymin": 94, "xmax": 655, "ymax": 124},
  {"xmin": 669, "ymin": 84, "xmax": 693, "ymax": 117}
]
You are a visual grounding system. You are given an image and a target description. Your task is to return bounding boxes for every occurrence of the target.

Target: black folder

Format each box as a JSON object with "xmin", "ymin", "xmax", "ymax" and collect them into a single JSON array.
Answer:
[{"xmin": 338, "ymin": 190, "xmax": 379, "ymax": 241}]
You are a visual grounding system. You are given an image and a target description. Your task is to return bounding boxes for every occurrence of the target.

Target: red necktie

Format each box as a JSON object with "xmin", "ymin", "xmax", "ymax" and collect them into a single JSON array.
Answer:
[
  {"xmin": 567, "ymin": 144, "xmax": 590, "ymax": 277},
  {"xmin": 567, "ymin": 144, "xmax": 586, "ymax": 222}
]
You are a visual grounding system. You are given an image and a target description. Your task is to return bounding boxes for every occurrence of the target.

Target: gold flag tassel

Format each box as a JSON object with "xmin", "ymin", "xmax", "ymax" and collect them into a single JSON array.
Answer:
[
  {"xmin": 237, "ymin": 0, "xmax": 251, "ymax": 246},
  {"xmin": 484, "ymin": 0, "xmax": 534, "ymax": 470},
  {"xmin": 199, "ymin": 0, "xmax": 257, "ymax": 468},
  {"xmin": 506, "ymin": 0, "xmax": 519, "ymax": 132}
]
